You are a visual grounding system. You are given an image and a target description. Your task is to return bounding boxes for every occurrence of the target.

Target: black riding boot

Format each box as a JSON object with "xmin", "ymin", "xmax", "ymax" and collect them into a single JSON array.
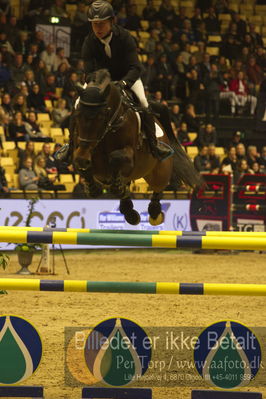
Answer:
[{"xmin": 141, "ymin": 108, "xmax": 173, "ymax": 161}]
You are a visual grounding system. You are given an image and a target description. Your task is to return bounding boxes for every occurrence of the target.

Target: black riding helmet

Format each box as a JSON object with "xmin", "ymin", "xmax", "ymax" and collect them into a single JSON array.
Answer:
[{"xmin": 88, "ymin": 0, "xmax": 115, "ymax": 21}]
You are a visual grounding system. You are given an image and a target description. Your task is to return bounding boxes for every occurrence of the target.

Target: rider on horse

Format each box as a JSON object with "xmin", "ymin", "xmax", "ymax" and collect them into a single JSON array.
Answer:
[{"xmin": 57, "ymin": 0, "xmax": 172, "ymax": 162}]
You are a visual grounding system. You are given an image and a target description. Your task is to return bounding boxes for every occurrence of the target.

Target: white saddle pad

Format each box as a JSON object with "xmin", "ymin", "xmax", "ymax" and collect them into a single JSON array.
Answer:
[{"xmin": 135, "ymin": 112, "xmax": 164, "ymax": 138}]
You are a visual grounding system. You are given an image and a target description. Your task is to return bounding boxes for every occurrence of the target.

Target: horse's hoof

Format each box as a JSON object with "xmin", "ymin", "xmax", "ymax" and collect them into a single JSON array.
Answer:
[
  {"xmin": 125, "ymin": 210, "xmax": 140, "ymax": 225},
  {"xmin": 149, "ymin": 212, "xmax": 164, "ymax": 226}
]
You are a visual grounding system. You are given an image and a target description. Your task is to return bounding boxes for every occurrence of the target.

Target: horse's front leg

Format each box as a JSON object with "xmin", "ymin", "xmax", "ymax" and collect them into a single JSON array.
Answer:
[
  {"xmin": 109, "ymin": 147, "xmax": 134, "ymax": 197},
  {"xmin": 79, "ymin": 170, "xmax": 102, "ymax": 198},
  {"xmin": 108, "ymin": 147, "xmax": 140, "ymax": 225}
]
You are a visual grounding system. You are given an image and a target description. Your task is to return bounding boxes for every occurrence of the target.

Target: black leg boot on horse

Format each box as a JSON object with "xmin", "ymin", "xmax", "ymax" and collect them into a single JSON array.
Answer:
[{"xmin": 141, "ymin": 108, "xmax": 173, "ymax": 161}]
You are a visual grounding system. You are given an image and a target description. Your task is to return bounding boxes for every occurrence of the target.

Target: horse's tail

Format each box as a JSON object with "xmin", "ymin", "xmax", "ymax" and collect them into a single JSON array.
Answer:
[
  {"xmin": 150, "ymin": 101, "xmax": 202, "ymax": 189},
  {"xmin": 168, "ymin": 135, "xmax": 203, "ymax": 188}
]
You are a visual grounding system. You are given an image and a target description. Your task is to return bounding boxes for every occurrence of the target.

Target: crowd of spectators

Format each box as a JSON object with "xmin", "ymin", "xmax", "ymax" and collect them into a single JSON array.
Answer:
[{"xmin": 0, "ymin": 0, "xmax": 265, "ymax": 194}]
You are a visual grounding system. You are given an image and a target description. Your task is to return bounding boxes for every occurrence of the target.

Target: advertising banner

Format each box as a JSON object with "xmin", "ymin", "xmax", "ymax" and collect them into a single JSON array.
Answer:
[{"xmin": 0, "ymin": 199, "xmax": 191, "ymax": 250}]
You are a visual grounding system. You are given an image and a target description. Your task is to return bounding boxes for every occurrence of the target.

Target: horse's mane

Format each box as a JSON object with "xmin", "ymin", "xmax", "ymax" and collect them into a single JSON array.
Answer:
[{"xmin": 87, "ymin": 69, "xmax": 111, "ymax": 91}]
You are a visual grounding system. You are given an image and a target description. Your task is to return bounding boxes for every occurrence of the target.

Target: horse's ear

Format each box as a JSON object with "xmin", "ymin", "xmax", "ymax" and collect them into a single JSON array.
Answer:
[{"xmin": 75, "ymin": 83, "xmax": 85, "ymax": 96}]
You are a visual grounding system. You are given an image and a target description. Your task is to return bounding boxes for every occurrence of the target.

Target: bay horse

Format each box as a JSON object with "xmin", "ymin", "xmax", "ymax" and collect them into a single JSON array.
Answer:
[{"xmin": 72, "ymin": 69, "xmax": 201, "ymax": 225}]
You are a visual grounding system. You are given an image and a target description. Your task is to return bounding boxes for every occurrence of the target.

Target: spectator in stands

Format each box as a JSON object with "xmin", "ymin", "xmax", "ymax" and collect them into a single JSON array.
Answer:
[
  {"xmin": 234, "ymin": 159, "xmax": 254, "ymax": 183},
  {"xmin": 204, "ymin": 7, "xmax": 220, "ymax": 34},
  {"xmin": 51, "ymin": 98, "xmax": 71, "ymax": 129},
  {"xmin": 23, "ymin": 69, "xmax": 36, "ymax": 91},
  {"xmin": 194, "ymin": 146, "xmax": 212, "ymax": 173},
  {"xmin": 34, "ymin": 156, "xmax": 65, "ymax": 191},
  {"xmin": 0, "ymin": 30, "xmax": 14, "ymax": 57},
  {"xmin": 33, "ymin": 59, "xmax": 47, "ymax": 92},
  {"xmin": 214, "ymin": 0, "xmax": 230, "ymax": 14},
  {"xmin": 74, "ymin": 59, "xmax": 85, "ymax": 82},
  {"xmin": 235, "ymin": 143, "xmax": 246, "ymax": 161},
  {"xmin": 142, "ymin": 0, "xmax": 157, "ymax": 22},
  {"xmin": 231, "ymin": 12, "xmax": 247, "ymax": 37},
  {"xmin": 55, "ymin": 62, "xmax": 69, "ymax": 88},
  {"xmin": 258, "ymin": 146, "xmax": 266, "ymax": 172},
  {"xmin": 8, "ymin": 111, "xmax": 30, "ymax": 142},
  {"xmin": 169, "ymin": 103, "xmax": 182, "ymax": 131},
  {"xmin": 220, "ymin": 35, "xmax": 240, "ymax": 62},
  {"xmin": 246, "ymin": 56, "xmax": 264, "ymax": 87},
  {"xmin": 219, "ymin": 71, "xmax": 238, "ymax": 115},
  {"xmin": 255, "ymin": 47, "xmax": 266, "ymax": 72},
  {"xmin": 242, "ymin": 33, "xmax": 255, "ymax": 55},
  {"xmin": 40, "ymin": 44, "xmax": 57, "ymax": 73},
  {"xmin": 28, "ymin": 43, "xmax": 39, "ymax": 61},
  {"xmin": 203, "ymin": 63, "xmax": 223, "ymax": 119},
  {"xmin": 25, "ymin": 111, "xmax": 49, "ymax": 140},
  {"xmin": 43, "ymin": 73, "xmax": 58, "ymax": 103},
  {"xmin": 0, "ymin": 0, "xmax": 11, "ymax": 16},
  {"xmin": 63, "ymin": 70, "xmax": 79, "ymax": 97},
  {"xmin": 186, "ymin": 69, "xmax": 204, "ymax": 111},
  {"xmin": 125, "ymin": 4, "xmax": 141, "ymax": 31},
  {"xmin": 240, "ymin": 47, "xmax": 251, "ymax": 65},
  {"xmin": 17, "ymin": 140, "xmax": 36, "ymax": 171},
  {"xmin": 13, "ymin": 31, "xmax": 30, "ymax": 56},
  {"xmin": 229, "ymin": 71, "xmax": 257, "ymax": 115},
  {"xmin": 172, "ymin": 53, "xmax": 186, "ymax": 100},
  {"xmin": 0, "ymin": 158, "xmax": 9, "ymax": 194},
  {"xmin": 198, "ymin": 53, "xmax": 211, "ymax": 82},
  {"xmin": 194, "ymin": 21, "xmax": 208, "ymax": 43},
  {"xmin": 63, "ymin": 87, "xmax": 76, "ymax": 111},
  {"xmin": 221, "ymin": 146, "xmax": 237, "ymax": 172},
  {"xmin": 249, "ymin": 24, "xmax": 263, "ymax": 48},
  {"xmin": 27, "ymin": 83, "xmax": 46, "ymax": 113},
  {"xmin": 72, "ymin": 1, "xmax": 89, "ymax": 49},
  {"xmin": 192, "ymin": 41, "xmax": 206, "ymax": 63},
  {"xmin": 157, "ymin": 0, "xmax": 177, "ymax": 29},
  {"xmin": 142, "ymin": 55, "xmax": 158, "ymax": 92},
  {"xmin": 246, "ymin": 145, "xmax": 260, "ymax": 167},
  {"xmin": 5, "ymin": 15, "xmax": 19, "ymax": 47},
  {"xmin": 32, "ymin": 31, "xmax": 46, "ymax": 54},
  {"xmin": 229, "ymin": 131, "xmax": 244, "ymax": 148},
  {"xmin": 144, "ymin": 29, "xmax": 158, "ymax": 55},
  {"xmin": 54, "ymin": 47, "xmax": 70, "ymax": 71},
  {"xmin": 10, "ymin": 53, "xmax": 27, "ymax": 83},
  {"xmin": 208, "ymin": 144, "xmax": 220, "ymax": 173},
  {"xmin": 0, "ymin": 92, "xmax": 13, "ymax": 118},
  {"xmin": 49, "ymin": 0, "xmax": 69, "ymax": 19},
  {"xmin": 37, "ymin": 143, "xmax": 58, "ymax": 174},
  {"xmin": 191, "ymin": 7, "xmax": 202, "ymax": 32},
  {"xmin": 176, "ymin": 122, "xmax": 191, "ymax": 146},
  {"xmin": 155, "ymin": 53, "xmax": 174, "ymax": 100},
  {"xmin": 18, "ymin": 157, "xmax": 39, "ymax": 190},
  {"xmin": 12, "ymin": 93, "xmax": 27, "ymax": 117},
  {"xmin": 251, "ymin": 162, "xmax": 260, "ymax": 174},
  {"xmin": 182, "ymin": 104, "xmax": 200, "ymax": 133},
  {"xmin": 198, "ymin": 123, "xmax": 217, "ymax": 147}
]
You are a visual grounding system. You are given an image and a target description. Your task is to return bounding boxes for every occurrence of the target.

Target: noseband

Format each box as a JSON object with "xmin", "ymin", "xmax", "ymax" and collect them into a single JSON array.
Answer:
[{"xmin": 77, "ymin": 94, "xmax": 124, "ymax": 147}]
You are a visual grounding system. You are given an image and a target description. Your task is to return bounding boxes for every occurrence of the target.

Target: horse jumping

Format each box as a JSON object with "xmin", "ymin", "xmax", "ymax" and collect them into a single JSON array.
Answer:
[{"xmin": 72, "ymin": 69, "xmax": 201, "ymax": 225}]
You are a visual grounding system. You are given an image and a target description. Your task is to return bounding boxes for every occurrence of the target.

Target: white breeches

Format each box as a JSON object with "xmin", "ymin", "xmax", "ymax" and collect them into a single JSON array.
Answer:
[{"xmin": 131, "ymin": 78, "xmax": 149, "ymax": 108}]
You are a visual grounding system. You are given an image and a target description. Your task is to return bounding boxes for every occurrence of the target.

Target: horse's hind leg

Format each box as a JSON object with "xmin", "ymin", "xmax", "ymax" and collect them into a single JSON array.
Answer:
[
  {"xmin": 119, "ymin": 192, "xmax": 140, "ymax": 226},
  {"xmin": 148, "ymin": 192, "xmax": 164, "ymax": 226}
]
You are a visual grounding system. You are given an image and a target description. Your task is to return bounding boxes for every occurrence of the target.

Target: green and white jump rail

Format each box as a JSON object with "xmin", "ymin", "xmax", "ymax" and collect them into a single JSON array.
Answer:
[
  {"xmin": 1, "ymin": 230, "xmax": 266, "ymax": 250},
  {"xmin": 1, "ymin": 226, "xmax": 266, "ymax": 237},
  {"xmin": 0, "ymin": 279, "xmax": 266, "ymax": 296}
]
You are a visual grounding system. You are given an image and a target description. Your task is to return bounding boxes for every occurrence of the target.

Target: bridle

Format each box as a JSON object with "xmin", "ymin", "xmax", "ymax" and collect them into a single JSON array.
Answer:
[{"xmin": 77, "ymin": 90, "xmax": 124, "ymax": 148}]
